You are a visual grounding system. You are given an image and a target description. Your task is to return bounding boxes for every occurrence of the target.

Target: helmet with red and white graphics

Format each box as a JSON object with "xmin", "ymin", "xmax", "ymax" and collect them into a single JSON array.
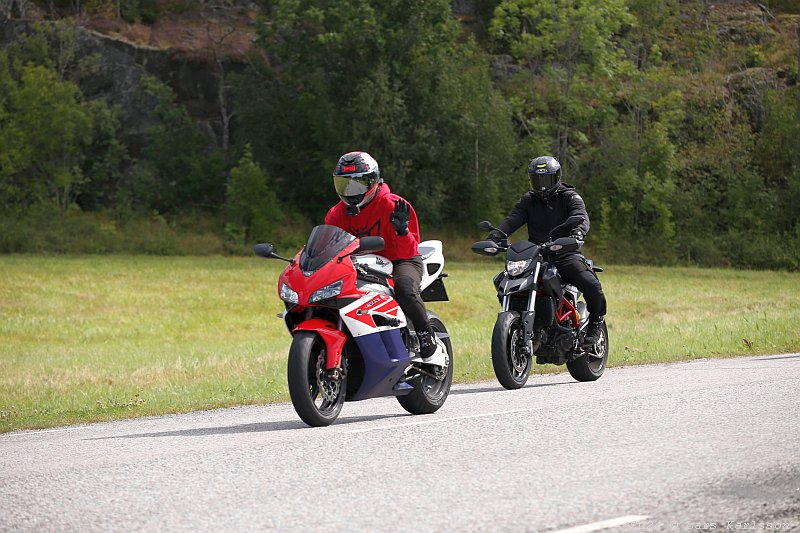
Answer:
[{"xmin": 333, "ymin": 151, "xmax": 382, "ymax": 213}]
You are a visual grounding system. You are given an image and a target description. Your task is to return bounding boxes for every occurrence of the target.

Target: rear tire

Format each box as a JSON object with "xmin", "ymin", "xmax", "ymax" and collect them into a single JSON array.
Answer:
[
  {"xmin": 567, "ymin": 321, "xmax": 609, "ymax": 382},
  {"xmin": 397, "ymin": 315, "xmax": 453, "ymax": 415},
  {"xmin": 287, "ymin": 332, "xmax": 346, "ymax": 427},
  {"xmin": 491, "ymin": 311, "xmax": 531, "ymax": 390}
]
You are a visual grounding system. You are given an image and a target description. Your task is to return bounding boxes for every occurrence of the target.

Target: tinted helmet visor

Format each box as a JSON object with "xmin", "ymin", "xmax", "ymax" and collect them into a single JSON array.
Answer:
[
  {"xmin": 334, "ymin": 171, "xmax": 377, "ymax": 206},
  {"xmin": 530, "ymin": 172, "xmax": 558, "ymax": 194}
]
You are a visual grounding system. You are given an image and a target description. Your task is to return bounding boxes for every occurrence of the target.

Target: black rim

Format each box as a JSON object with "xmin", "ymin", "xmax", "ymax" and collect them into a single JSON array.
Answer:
[
  {"xmin": 307, "ymin": 340, "xmax": 343, "ymax": 416},
  {"xmin": 508, "ymin": 322, "xmax": 529, "ymax": 383},
  {"xmin": 585, "ymin": 326, "xmax": 607, "ymax": 374}
]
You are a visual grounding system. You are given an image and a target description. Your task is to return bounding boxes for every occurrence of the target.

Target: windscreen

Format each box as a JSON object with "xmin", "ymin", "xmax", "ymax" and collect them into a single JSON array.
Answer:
[{"xmin": 299, "ymin": 225, "xmax": 356, "ymax": 273}]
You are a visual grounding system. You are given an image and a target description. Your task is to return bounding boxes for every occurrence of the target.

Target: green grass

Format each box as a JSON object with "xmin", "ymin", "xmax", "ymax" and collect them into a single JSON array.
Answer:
[{"xmin": 2, "ymin": 255, "xmax": 799, "ymax": 433}]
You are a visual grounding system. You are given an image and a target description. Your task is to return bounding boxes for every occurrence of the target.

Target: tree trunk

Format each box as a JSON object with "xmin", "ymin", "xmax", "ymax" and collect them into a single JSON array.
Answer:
[
  {"xmin": 17, "ymin": 0, "xmax": 31, "ymax": 18},
  {"xmin": 217, "ymin": 56, "xmax": 231, "ymax": 153},
  {"xmin": 1, "ymin": 0, "xmax": 12, "ymax": 20},
  {"xmin": 796, "ymin": 26, "xmax": 800, "ymax": 74}
]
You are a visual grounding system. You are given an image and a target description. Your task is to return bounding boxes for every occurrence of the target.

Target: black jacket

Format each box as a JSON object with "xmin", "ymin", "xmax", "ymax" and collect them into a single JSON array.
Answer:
[{"xmin": 497, "ymin": 184, "xmax": 590, "ymax": 244}]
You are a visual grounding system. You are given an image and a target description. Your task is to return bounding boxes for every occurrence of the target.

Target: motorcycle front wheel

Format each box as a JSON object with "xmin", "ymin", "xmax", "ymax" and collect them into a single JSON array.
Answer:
[
  {"xmin": 397, "ymin": 315, "xmax": 453, "ymax": 415},
  {"xmin": 287, "ymin": 331, "xmax": 346, "ymax": 427},
  {"xmin": 567, "ymin": 321, "xmax": 609, "ymax": 382},
  {"xmin": 491, "ymin": 311, "xmax": 531, "ymax": 390}
]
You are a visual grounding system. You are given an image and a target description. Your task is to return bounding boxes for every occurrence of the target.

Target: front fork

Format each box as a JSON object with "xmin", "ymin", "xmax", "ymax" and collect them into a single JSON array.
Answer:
[{"xmin": 501, "ymin": 263, "xmax": 540, "ymax": 356}]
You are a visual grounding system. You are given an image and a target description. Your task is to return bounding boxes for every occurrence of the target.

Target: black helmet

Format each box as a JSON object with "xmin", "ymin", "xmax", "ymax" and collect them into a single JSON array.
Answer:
[
  {"xmin": 333, "ymin": 151, "xmax": 382, "ymax": 214},
  {"xmin": 527, "ymin": 156, "xmax": 562, "ymax": 197}
]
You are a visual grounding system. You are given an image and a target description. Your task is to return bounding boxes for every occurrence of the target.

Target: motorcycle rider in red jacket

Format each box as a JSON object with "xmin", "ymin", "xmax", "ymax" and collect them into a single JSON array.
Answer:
[{"xmin": 324, "ymin": 151, "xmax": 439, "ymax": 359}]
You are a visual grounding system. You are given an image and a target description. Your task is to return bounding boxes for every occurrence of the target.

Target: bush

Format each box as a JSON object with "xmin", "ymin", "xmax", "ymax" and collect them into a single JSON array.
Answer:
[
  {"xmin": 120, "ymin": 0, "xmax": 160, "ymax": 24},
  {"xmin": 0, "ymin": 207, "xmax": 226, "ymax": 255},
  {"xmin": 224, "ymin": 145, "xmax": 283, "ymax": 248},
  {"xmin": 765, "ymin": 0, "xmax": 800, "ymax": 14}
]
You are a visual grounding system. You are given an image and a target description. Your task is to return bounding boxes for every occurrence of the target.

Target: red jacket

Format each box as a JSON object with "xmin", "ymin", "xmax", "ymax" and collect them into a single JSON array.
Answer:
[{"xmin": 324, "ymin": 184, "xmax": 420, "ymax": 261}]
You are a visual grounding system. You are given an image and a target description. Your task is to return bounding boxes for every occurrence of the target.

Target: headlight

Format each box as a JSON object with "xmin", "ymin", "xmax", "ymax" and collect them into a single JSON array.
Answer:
[
  {"xmin": 506, "ymin": 259, "xmax": 532, "ymax": 277},
  {"xmin": 309, "ymin": 280, "xmax": 343, "ymax": 303},
  {"xmin": 280, "ymin": 282, "xmax": 299, "ymax": 304}
]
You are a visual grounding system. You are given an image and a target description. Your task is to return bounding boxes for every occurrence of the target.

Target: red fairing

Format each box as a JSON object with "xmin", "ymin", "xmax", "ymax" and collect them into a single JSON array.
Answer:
[
  {"xmin": 277, "ymin": 240, "xmax": 361, "ymax": 305},
  {"xmin": 294, "ymin": 318, "xmax": 347, "ymax": 370},
  {"xmin": 324, "ymin": 184, "xmax": 420, "ymax": 261}
]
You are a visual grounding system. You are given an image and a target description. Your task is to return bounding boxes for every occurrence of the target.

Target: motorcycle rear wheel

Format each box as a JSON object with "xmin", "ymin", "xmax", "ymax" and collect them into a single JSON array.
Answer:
[
  {"xmin": 567, "ymin": 321, "xmax": 609, "ymax": 382},
  {"xmin": 397, "ymin": 316, "xmax": 453, "ymax": 415},
  {"xmin": 287, "ymin": 331, "xmax": 346, "ymax": 427},
  {"xmin": 491, "ymin": 311, "xmax": 531, "ymax": 390}
]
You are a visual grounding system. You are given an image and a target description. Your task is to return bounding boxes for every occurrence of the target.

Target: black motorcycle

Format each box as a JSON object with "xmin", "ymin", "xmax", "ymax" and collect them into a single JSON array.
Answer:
[{"xmin": 471, "ymin": 217, "xmax": 608, "ymax": 388}]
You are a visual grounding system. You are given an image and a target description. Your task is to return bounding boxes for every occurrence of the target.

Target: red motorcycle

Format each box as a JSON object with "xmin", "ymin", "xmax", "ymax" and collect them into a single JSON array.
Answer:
[{"xmin": 255, "ymin": 225, "xmax": 453, "ymax": 427}]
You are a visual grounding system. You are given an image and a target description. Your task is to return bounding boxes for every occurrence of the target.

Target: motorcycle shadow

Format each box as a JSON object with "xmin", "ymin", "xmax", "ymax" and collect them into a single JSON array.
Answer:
[
  {"xmin": 87, "ymin": 413, "xmax": 409, "ymax": 440},
  {"xmin": 450, "ymin": 380, "xmax": 577, "ymax": 396}
]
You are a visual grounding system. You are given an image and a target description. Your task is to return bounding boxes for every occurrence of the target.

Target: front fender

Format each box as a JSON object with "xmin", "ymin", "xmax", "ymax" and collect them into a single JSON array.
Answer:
[
  {"xmin": 499, "ymin": 274, "xmax": 535, "ymax": 295},
  {"xmin": 294, "ymin": 318, "xmax": 347, "ymax": 370}
]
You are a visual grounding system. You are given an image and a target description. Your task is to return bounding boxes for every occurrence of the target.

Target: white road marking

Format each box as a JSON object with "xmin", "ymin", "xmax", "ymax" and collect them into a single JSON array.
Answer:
[
  {"xmin": 549, "ymin": 515, "xmax": 650, "ymax": 533},
  {"xmin": 3, "ymin": 425, "xmax": 87, "ymax": 437},
  {"xmin": 346, "ymin": 408, "xmax": 542, "ymax": 434}
]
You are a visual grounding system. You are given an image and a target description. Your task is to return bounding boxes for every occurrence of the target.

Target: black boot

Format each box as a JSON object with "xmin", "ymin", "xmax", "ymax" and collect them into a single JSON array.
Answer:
[
  {"xmin": 584, "ymin": 317, "xmax": 605, "ymax": 345},
  {"xmin": 417, "ymin": 327, "xmax": 437, "ymax": 359}
]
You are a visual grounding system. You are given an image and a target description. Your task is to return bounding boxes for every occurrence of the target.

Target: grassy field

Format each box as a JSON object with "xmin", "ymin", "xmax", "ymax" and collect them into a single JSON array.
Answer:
[{"xmin": 2, "ymin": 255, "xmax": 799, "ymax": 433}]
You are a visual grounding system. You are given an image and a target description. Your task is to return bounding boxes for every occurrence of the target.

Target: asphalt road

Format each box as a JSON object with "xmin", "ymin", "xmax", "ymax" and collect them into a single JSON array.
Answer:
[{"xmin": 1, "ymin": 354, "xmax": 799, "ymax": 533}]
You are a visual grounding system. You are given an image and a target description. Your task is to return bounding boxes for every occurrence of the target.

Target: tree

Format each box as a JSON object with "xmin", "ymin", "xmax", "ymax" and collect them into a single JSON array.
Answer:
[
  {"xmin": 132, "ymin": 76, "xmax": 224, "ymax": 213},
  {"xmin": 224, "ymin": 144, "xmax": 281, "ymax": 245},
  {"xmin": 235, "ymin": 0, "xmax": 516, "ymax": 225},
  {"xmin": 4, "ymin": 65, "xmax": 93, "ymax": 210},
  {"xmin": 490, "ymin": 0, "xmax": 633, "ymax": 166}
]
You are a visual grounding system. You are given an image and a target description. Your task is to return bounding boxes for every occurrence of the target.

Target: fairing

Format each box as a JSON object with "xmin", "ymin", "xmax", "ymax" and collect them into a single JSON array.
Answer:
[{"xmin": 294, "ymin": 318, "xmax": 347, "ymax": 370}]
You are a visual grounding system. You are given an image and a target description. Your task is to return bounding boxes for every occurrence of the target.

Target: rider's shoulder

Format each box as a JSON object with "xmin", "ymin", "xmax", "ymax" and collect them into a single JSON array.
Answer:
[{"xmin": 557, "ymin": 184, "xmax": 583, "ymax": 202}]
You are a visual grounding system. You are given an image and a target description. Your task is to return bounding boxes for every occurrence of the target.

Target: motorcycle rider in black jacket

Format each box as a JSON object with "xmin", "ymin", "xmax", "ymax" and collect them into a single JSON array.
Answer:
[{"xmin": 488, "ymin": 156, "xmax": 607, "ymax": 345}]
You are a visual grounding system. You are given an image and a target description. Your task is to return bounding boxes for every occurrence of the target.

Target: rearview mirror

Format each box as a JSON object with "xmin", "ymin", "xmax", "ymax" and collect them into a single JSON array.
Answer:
[
  {"xmin": 254, "ymin": 243, "xmax": 275, "ymax": 258},
  {"xmin": 471, "ymin": 240, "xmax": 500, "ymax": 256}
]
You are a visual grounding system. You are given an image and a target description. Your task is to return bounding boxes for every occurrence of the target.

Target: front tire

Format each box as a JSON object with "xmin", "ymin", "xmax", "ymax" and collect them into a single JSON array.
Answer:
[
  {"xmin": 287, "ymin": 331, "xmax": 346, "ymax": 427},
  {"xmin": 567, "ymin": 321, "xmax": 609, "ymax": 382},
  {"xmin": 397, "ymin": 315, "xmax": 453, "ymax": 415},
  {"xmin": 491, "ymin": 311, "xmax": 531, "ymax": 390}
]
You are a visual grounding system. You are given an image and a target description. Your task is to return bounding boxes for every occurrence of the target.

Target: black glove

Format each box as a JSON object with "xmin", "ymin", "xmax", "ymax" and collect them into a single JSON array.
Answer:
[
  {"xmin": 390, "ymin": 199, "xmax": 411, "ymax": 236},
  {"xmin": 487, "ymin": 230, "xmax": 505, "ymax": 244}
]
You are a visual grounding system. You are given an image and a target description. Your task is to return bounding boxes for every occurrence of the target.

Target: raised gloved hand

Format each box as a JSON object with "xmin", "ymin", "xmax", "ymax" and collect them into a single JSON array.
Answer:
[{"xmin": 390, "ymin": 199, "xmax": 410, "ymax": 236}]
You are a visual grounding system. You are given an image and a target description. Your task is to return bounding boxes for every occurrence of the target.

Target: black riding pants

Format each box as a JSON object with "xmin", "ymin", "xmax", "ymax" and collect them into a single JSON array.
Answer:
[
  {"xmin": 393, "ymin": 256, "xmax": 431, "ymax": 333},
  {"xmin": 552, "ymin": 254, "xmax": 607, "ymax": 320}
]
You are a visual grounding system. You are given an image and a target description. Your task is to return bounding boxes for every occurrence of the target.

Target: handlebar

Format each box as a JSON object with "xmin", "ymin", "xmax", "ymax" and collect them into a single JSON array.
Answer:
[{"xmin": 471, "ymin": 237, "xmax": 583, "ymax": 257}]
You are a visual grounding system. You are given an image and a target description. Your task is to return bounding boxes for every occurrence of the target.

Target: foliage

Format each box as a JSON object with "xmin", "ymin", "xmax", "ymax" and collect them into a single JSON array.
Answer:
[
  {"xmin": 124, "ymin": 75, "xmax": 225, "ymax": 214},
  {"xmin": 490, "ymin": 0, "xmax": 633, "ymax": 164},
  {"xmin": 224, "ymin": 144, "xmax": 282, "ymax": 247},
  {"xmin": 235, "ymin": 0, "xmax": 516, "ymax": 225},
  {"xmin": 1, "ymin": 4, "xmax": 800, "ymax": 269},
  {"xmin": 119, "ymin": 0, "xmax": 161, "ymax": 23}
]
